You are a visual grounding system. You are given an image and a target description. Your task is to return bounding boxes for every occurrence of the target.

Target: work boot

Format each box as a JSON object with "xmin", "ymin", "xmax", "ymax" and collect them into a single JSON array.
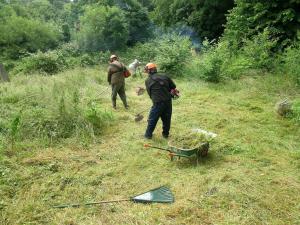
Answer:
[
  {"xmin": 112, "ymin": 100, "xmax": 117, "ymax": 110},
  {"xmin": 144, "ymin": 134, "xmax": 152, "ymax": 139},
  {"xmin": 125, "ymin": 105, "xmax": 129, "ymax": 110}
]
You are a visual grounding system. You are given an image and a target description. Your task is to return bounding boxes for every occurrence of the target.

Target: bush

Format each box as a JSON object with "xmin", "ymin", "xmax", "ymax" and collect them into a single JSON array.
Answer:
[
  {"xmin": 185, "ymin": 30, "xmax": 279, "ymax": 82},
  {"xmin": 192, "ymin": 48, "xmax": 223, "ymax": 82},
  {"xmin": 154, "ymin": 35, "xmax": 191, "ymax": 76},
  {"xmin": 13, "ymin": 51, "xmax": 67, "ymax": 75},
  {"xmin": 240, "ymin": 30, "xmax": 278, "ymax": 71},
  {"xmin": 184, "ymin": 40, "xmax": 227, "ymax": 82},
  {"xmin": 122, "ymin": 42, "xmax": 156, "ymax": 63},
  {"xmin": 281, "ymin": 43, "xmax": 300, "ymax": 85},
  {"xmin": 12, "ymin": 43, "xmax": 108, "ymax": 75},
  {"xmin": 123, "ymin": 34, "xmax": 192, "ymax": 76},
  {"xmin": 58, "ymin": 43, "xmax": 81, "ymax": 58},
  {"xmin": 85, "ymin": 102, "xmax": 113, "ymax": 135}
]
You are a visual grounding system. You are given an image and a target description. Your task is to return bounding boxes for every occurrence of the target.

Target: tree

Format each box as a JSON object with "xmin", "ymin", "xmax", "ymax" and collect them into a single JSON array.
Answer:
[
  {"xmin": 224, "ymin": 0, "xmax": 300, "ymax": 50},
  {"xmin": 152, "ymin": 0, "xmax": 234, "ymax": 40},
  {"xmin": 69, "ymin": 0, "xmax": 153, "ymax": 45},
  {"xmin": 0, "ymin": 15, "xmax": 61, "ymax": 59},
  {"xmin": 77, "ymin": 5, "xmax": 129, "ymax": 51},
  {"xmin": 116, "ymin": 0, "xmax": 153, "ymax": 45}
]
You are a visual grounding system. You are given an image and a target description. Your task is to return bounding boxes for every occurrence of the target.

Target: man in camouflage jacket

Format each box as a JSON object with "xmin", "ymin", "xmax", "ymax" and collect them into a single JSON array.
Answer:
[{"xmin": 107, "ymin": 55, "xmax": 129, "ymax": 109}]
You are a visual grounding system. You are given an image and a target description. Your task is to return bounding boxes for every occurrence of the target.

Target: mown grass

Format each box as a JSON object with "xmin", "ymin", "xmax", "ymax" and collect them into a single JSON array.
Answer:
[{"xmin": 1, "ymin": 68, "xmax": 300, "ymax": 225}]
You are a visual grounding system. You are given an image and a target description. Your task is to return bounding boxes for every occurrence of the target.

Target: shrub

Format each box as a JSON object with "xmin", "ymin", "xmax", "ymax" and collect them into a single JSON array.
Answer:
[
  {"xmin": 58, "ymin": 43, "xmax": 81, "ymax": 58},
  {"xmin": 13, "ymin": 51, "xmax": 67, "ymax": 75},
  {"xmin": 122, "ymin": 34, "xmax": 192, "ymax": 76},
  {"xmin": 240, "ymin": 30, "xmax": 278, "ymax": 71},
  {"xmin": 185, "ymin": 40, "xmax": 227, "ymax": 82},
  {"xmin": 281, "ymin": 43, "xmax": 300, "ymax": 85},
  {"xmin": 12, "ymin": 43, "xmax": 107, "ymax": 75},
  {"xmin": 79, "ymin": 54, "xmax": 97, "ymax": 67},
  {"xmin": 154, "ymin": 34, "xmax": 191, "ymax": 76},
  {"xmin": 195, "ymin": 48, "xmax": 223, "ymax": 83},
  {"xmin": 185, "ymin": 30, "xmax": 279, "ymax": 82},
  {"xmin": 123, "ymin": 42, "xmax": 156, "ymax": 63}
]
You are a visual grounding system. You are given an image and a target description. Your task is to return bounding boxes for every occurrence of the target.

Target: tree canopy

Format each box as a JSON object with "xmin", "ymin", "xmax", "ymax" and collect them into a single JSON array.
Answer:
[
  {"xmin": 152, "ymin": 0, "xmax": 235, "ymax": 40},
  {"xmin": 224, "ymin": 0, "xmax": 300, "ymax": 49}
]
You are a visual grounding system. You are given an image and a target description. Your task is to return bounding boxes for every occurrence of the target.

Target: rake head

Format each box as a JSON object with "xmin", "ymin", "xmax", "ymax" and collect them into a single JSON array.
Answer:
[
  {"xmin": 136, "ymin": 87, "xmax": 145, "ymax": 96},
  {"xmin": 134, "ymin": 114, "xmax": 144, "ymax": 122},
  {"xmin": 131, "ymin": 186, "xmax": 174, "ymax": 203}
]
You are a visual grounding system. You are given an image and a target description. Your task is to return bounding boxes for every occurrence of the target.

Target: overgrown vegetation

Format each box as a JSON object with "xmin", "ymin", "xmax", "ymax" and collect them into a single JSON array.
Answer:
[
  {"xmin": 77, "ymin": 5, "xmax": 129, "ymax": 52},
  {"xmin": 0, "ymin": 68, "xmax": 113, "ymax": 151},
  {"xmin": 152, "ymin": 0, "xmax": 234, "ymax": 40},
  {"xmin": 123, "ymin": 34, "xmax": 192, "ymax": 76}
]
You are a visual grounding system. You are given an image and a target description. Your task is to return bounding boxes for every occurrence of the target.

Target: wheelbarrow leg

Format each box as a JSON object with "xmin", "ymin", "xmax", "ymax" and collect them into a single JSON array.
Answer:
[
  {"xmin": 169, "ymin": 153, "xmax": 175, "ymax": 161},
  {"xmin": 196, "ymin": 154, "xmax": 201, "ymax": 165}
]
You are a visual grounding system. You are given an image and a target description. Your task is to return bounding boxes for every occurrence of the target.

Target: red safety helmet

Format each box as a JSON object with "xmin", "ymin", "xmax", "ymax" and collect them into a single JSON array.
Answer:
[
  {"xmin": 145, "ymin": 63, "xmax": 157, "ymax": 70},
  {"xmin": 144, "ymin": 63, "xmax": 157, "ymax": 73}
]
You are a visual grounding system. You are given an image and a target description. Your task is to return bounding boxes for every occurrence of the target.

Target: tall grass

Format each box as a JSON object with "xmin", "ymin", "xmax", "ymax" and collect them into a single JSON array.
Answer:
[{"xmin": 0, "ymin": 67, "xmax": 113, "ymax": 151}]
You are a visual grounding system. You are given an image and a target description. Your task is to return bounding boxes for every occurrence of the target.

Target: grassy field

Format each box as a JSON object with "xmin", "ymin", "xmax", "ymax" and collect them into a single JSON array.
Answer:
[{"xmin": 1, "ymin": 68, "xmax": 300, "ymax": 225}]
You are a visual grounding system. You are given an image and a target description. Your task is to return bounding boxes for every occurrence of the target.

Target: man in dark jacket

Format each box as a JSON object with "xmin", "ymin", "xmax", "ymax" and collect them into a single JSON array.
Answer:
[
  {"xmin": 107, "ymin": 55, "xmax": 129, "ymax": 109},
  {"xmin": 144, "ymin": 63, "xmax": 176, "ymax": 139}
]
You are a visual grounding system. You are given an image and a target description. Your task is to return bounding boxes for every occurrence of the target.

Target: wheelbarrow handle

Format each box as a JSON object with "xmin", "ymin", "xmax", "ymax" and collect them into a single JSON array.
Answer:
[{"xmin": 144, "ymin": 144, "xmax": 172, "ymax": 153}]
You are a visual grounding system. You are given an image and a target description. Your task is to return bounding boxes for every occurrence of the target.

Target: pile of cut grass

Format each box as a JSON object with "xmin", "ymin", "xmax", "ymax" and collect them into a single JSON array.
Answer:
[{"xmin": 169, "ymin": 131, "xmax": 208, "ymax": 149}]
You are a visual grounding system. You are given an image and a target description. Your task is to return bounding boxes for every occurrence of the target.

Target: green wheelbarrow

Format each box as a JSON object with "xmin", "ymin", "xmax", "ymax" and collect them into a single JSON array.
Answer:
[{"xmin": 144, "ymin": 142, "xmax": 209, "ymax": 164}]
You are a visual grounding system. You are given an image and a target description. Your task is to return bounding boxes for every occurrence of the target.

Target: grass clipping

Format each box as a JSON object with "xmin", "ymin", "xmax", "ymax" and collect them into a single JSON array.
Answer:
[{"xmin": 169, "ymin": 132, "xmax": 209, "ymax": 149}]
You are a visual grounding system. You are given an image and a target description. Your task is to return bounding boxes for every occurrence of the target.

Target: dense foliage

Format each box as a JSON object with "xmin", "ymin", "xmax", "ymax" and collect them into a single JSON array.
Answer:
[
  {"xmin": 152, "ymin": 0, "xmax": 234, "ymax": 40},
  {"xmin": 0, "ymin": 4, "xmax": 62, "ymax": 61},
  {"xmin": 0, "ymin": 0, "xmax": 299, "ymax": 84},
  {"xmin": 224, "ymin": 0, "xmax": 300, "ymax": 50},
  {"xmin": 0, "ymin": 0, "xmax": 153, "ymax": 63},
  {"xmin": 77, "ymin": 5, "xmax": 129, "ymax": 52}
]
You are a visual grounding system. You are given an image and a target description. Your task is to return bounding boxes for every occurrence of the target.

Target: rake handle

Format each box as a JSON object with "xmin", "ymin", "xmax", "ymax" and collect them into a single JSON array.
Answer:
[
  {"xmin": 53, "ymin": 199, "xmax": 130, "ymax": 208},
  {"xmin": 135, "ymin": 109, "xmax": 148, "ymax": 116},
  {"xmin": 98, "ymin": 87, "xmax": 110, "ymax": 96}
]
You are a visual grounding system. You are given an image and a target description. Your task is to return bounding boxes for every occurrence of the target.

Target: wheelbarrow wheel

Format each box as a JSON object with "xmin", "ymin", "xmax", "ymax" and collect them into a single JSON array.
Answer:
[{"xmin": 197, "ymin": 142, "xmax": 210, "ymax": 158}]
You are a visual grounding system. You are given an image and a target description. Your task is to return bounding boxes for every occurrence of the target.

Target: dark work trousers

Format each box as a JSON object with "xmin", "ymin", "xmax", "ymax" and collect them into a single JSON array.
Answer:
[
  {"xmin": 145, "ymin": 100, "xmax": 172, "ymax": 138},
  {"xmin": 111, "ymin": 82, "xmax": 128, "ymax": 108}
]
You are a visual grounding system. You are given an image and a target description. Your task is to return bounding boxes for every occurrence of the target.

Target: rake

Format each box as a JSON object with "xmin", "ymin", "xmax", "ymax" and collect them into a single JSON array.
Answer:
[
  {"xmin": 53, "ymin": 186, "xmax": 174, "ymax": 208},
  {"xmin": 98, "ymin": 86, "xmax": 110, "ymax": 96},
  {"xmin": 134, "ymin": 109, "xmax": 148, "ymax": 122}
]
